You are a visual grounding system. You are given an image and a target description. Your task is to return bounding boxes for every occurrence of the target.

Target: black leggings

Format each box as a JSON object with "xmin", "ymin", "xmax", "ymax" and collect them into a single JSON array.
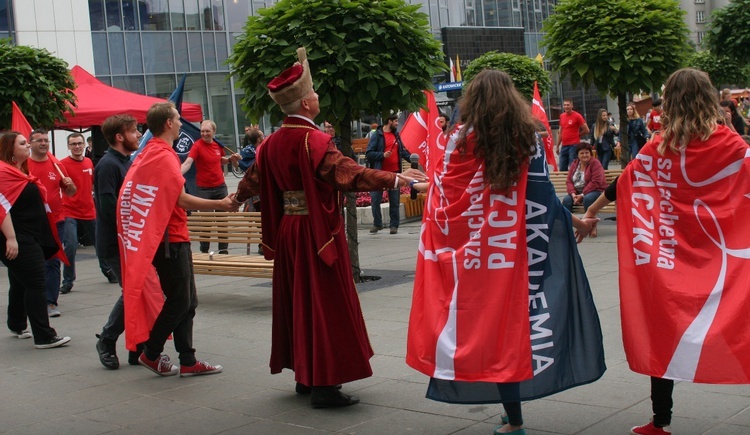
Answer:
[{"xmin": 651, "ymin": 376, "xmax": 674, "ymax": 427}]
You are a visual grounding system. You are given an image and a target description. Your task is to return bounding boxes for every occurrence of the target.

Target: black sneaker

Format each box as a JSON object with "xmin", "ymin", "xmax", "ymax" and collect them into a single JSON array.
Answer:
[
  {"xmin": 60, "ymin": 283, "xmax": 73, "ymax": 294},
  {"xmin": 104, "ymin": 270, "xmax": 118, "ymax": 284},
  {"xmin": 95, "ymin": 334, "xmax": 119, "ymax": 369},
  {"xmin": 217, "ymin": 249, "xmax": 229, "ymax": 255},
  {"xmin": 35, "ymin": 336, "xmax": 71, "ymax": 349}
]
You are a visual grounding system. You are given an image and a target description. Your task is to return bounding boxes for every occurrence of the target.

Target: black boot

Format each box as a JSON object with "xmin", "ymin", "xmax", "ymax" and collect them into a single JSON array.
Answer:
[
  {"xmin": 310, "ymin": 386, "xmax": 359, "ymax": 408},
  {"xmin": 95, "ymin": 334, "xmax": 119, "ymax": 370}
]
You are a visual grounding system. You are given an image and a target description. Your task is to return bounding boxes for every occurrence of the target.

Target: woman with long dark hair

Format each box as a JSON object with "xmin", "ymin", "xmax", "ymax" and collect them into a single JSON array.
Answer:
[
  {"xmin": 407, "ymin": 70, "xmax": 605, "ymax": 435},
  {"xmin": 626, "ymin": 102, "xmax": 649, "ymax": 159},
  {"xmin": 0, "ymin": 132, "xmax": 70, "ymax": 348},
  {"xmin": 590, "ymin": 108, "xmax": 618, "ymax": 169}
]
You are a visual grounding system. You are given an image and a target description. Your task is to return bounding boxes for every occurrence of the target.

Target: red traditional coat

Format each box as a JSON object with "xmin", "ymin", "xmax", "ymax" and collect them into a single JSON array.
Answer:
[{"xmin": 243, "ymin": 116, "xmax": 396, "ymax": 386}]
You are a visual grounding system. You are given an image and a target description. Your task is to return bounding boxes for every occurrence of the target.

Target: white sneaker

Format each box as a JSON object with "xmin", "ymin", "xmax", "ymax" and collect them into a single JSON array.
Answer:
[
  {"xmin": 47, "ymin": 304, "xmax": 61, "ymax": 317},
  {"xmin": 13, "ymin": 330, "xmax": 32, "ymax": 339}
]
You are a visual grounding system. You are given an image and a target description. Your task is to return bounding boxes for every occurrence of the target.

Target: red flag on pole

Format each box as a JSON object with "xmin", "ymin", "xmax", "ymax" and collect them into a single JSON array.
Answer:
[
  {"xmin": 400, "ymin": 90, "xmax": 444, "ymax": 174},
  {"xmin": 11, "ymin": 101, "xmax": 33, "ymax": 139},
  {"xmin": 531, "ymin": 82, "xmax": 557, "ymax": 171}
]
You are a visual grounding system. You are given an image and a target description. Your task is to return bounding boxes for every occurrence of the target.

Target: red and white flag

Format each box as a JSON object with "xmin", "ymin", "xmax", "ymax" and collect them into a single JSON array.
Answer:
[
  {"xmin": 407, "ymin": 130, "xmax": 532, "ymax": 382},
  {"xmin": 118, "ymin": 138, "xmax": 183, "ymax": 351},
  {"xmin": 531, "ymin": 82, "xmax": 557, "ymax": 171},
  {"xmin": 617, "ymin": 125, "xmax": 750, "ymax": 383},
  {"xmin": 400, "ymin": 90, "xmax": 447, "ymax": 176}
]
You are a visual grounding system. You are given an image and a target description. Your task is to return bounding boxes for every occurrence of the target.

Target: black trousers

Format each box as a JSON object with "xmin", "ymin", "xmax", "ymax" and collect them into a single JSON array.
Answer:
[
  {"xmin": 651, "ymin": 376, "xmax": 674, "ymax": 427},
  {"xmin": 2, "ymin": 241, "xmax": 57, "ymax": 343},
  {"xmin": 144, "ymin": 242, "xmax": 197, "ymax": 366}
]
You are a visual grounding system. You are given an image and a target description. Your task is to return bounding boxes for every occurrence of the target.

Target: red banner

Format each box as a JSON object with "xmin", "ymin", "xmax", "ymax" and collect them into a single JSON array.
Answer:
[
  {"xmin": 531, "ymin": 82, "xmax": 557, "ymax": 171},
  {"xmin": 11, "ymin": 102, "xmax": 32, "ymax": 139},
  {"xmin": 407, "ymin": 130, "xmax": 532, "ymax": 382},
  {"xmin": 617, "ymin": 125, "xmax": 750, "ymax": 383},
  {"xmin": 118, "ymin": 139, "xmax": 183, "ymax": 351},
  {"xmin": 399, "ymin": 91, "xmax": 446, "ymax": 174}
]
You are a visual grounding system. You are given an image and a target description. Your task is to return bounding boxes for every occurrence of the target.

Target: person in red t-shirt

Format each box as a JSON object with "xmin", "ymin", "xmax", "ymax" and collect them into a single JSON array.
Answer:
[
  {"xmin": 180, "ymin": 120, "xmax": 240, "ymax": 254},
  {"xmin": 365, "ymin": 114, "xmax": 412, "ymax": 234},
  {"xmin": 60, "ymin": 133, "xmax": 117, "ymax": 295},
  {"xmin": 27, "ymin": 130, "xmax": 76, "ymax": 318},
  {"xmin": 126, "ymin": 102, "xmax": 239, "ymax": 378},
  {"xmin": 647, "ymin": 99, "xmax": 663, "ymax": 134},
  {"xmin": 555, "ymin": 99, "xmax": 590, "ymax": 171}
]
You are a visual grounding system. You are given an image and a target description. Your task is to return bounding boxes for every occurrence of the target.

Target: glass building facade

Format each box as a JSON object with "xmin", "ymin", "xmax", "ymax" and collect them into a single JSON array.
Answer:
[
  {"xmin": 6, "ymin": 0, "xmax": 605, "ymax": 145},
  {"xmin": 0, "ymin": 0, "xmax": 15, "ymax": 41}
]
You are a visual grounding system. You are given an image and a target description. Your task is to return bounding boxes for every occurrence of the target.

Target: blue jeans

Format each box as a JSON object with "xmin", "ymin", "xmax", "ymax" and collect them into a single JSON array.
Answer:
[
  {"xmin": 597, "ymin": 147, "xmax": 612, "ymax": 169},
  {"xmin": 558, "ymin": 145, "xmax": 577, "ymax": 171},
  {"xmin": 62, "ymin": 218, "xmax": 109, "ymax": 286},
  {"xmin": 629, "ymin": 139, "xmax": 640, "ymax": 160},
  {"xmin": 369, "ymin": 188, "xmax": 401, "ymax": 229},
  {"xmin": 45, "ymin": 221, "xmax": 65, "ymax": 305},
  {"xmin": 562, "ymin": 190, "xmax": 602, "ymax": 213}
]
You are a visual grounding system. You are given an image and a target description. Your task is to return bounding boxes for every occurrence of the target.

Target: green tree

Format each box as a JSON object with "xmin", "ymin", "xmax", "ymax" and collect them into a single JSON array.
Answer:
[
  {"xmin": 542, "ymin": 0, "xmax": 690, "ymax": 166},
  {"xmin": 462, "ymin": 51, "xmax": 551, "ymax": 100},
  {"xmin": 684, "ymin": 50, "xmax": 746, "ymax": 88},
  {"xmin": 229, "ymin": 0, "xmax": 445, "ymax": 280},
  {"xmin": 0, "ymin": 39, "xmax": 76, "ymax": 129},
  {"xmin": 705, "ymin": 0, "xmax": 750, "ymax": 65}
]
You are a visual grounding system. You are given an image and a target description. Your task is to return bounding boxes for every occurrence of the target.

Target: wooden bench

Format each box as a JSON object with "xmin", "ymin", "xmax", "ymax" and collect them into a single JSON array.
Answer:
[
  {"xmin": 549, "ymin": 169, "xmax": 622, "ymax": 214},
  {"xmin": 187, "ymin": 211, "xmax": 273, "ymax": 278},
  {"xmin": 352, "ymin": 137, "xmax": 369, "ymax": 154}
]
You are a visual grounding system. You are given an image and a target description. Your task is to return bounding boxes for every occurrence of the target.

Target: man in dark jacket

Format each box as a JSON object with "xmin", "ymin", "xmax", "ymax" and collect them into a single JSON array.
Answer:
[{"xmin": 365, "ymin": 115, "xmax": 411, "ymax": 234}]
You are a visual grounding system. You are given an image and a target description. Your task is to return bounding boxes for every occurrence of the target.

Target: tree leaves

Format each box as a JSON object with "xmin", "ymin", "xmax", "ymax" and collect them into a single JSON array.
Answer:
[
  {"xmin": 705, "ymin": 0, "xmax": 750, "ymax": 65},
  {"xmin": 227, "ymin": 0, "xmax": 445, "ymax": 126},
  {"xmin": 0, "ymin": 39, "xmax": 76, "ymax": 129},
  {"xmin": 462, "ymin": 52, "xmax": 552, "ymax": 100}
]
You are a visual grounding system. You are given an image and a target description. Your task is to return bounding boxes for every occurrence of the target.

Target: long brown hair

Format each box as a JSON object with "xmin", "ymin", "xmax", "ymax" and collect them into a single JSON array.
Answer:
[
  {"xmin": 0, "ymin": 132, "xmax": 28, "ymax": 174},
  {"xmin": 457, "ymin": 69, "xmax": 536, "ymax": 192},
  {"xmin": 626, "ymin": 102, "xmax": 640, "ymax": 120},
  {"xmin": 660, "ymin": 68, "xmax": 724, "ymax": 154},
  {"xmin": 593, "ymin": 108, "xmax": 609, "ymax": 139}
]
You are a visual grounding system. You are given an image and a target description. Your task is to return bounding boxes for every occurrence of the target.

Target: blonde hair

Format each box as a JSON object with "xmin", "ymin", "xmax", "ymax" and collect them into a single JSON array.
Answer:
[
  {"xmin": 626, "ymin": 102, "xmax": 640, "ymax": 120},
  {"xmin": 659, "ymin": 68, "xmax": 724, "ymax": 154},
  {"xmin": 593, "ymin": 108, "xmax": 608, "ymax": 138}
]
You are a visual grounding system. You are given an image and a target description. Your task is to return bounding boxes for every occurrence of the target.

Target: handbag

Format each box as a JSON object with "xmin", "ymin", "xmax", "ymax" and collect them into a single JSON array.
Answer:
[{"xmin": 635, "ymin": 130, "xmax": 647, "ymax": 147}]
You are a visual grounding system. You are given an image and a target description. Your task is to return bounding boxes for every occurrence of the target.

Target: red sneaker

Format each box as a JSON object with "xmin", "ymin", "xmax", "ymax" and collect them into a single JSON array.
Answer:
[
  {"xmin": 138, "ymin": 353, "xmax": 178, "ymax": 376},
  {"xmin": 631, "ymin": 421, "xmax": 671, "ymax": 434},
  {"xmin": 180, "ymin": 360, "xmax": 223, "ymax": 377}
]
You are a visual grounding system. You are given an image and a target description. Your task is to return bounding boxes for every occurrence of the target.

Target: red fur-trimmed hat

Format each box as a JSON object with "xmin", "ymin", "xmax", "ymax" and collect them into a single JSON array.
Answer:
[{"xmin": 267, "ymin": 47, "xmax": 313, "ymax": 111}]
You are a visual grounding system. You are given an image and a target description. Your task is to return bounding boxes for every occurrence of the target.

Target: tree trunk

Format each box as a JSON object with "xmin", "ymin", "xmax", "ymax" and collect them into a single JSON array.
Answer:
[
  {"xmin": 338, "ymin": 117, "xmax": 362, "ymax": 283},
  {"xmin": 618, "ymin": 93, "xmax": 630, "ymax": 169}
]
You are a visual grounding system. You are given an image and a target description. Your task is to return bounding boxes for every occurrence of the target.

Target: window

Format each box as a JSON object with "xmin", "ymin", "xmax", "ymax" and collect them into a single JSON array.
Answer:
[
  {"xmin": 695, "ymin": 0, "xmax": 705, "ymax": 3},
  {"xmin": 696, "ymin": 11, "xmax": 705, "ymax": 24},
  {"xmin": 697, "ymin": 32, "xmax": 705, "ymax": 44}
]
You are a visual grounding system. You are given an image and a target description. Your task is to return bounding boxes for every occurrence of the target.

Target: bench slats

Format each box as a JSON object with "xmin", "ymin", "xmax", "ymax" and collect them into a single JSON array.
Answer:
[
  {"xmin": 549, "ymin": 169, "xmax": 621, "ymax": 214},
  {"xmin": 188, "ymin": 211, "xmax": 272, "ymax": 278}
]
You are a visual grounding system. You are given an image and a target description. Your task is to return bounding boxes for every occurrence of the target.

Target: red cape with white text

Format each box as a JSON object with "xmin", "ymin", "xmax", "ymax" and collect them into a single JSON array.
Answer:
[
  {"xmin": 407, "ymin": 129, "xmax": 533, "ymax": 382},
  {"xmin": 617, "ymin": 125, "xmax": 750, "ymax": 383},
  {"xmin": 117, "ymin": 139, "xmax": 182, "ymax": 351}
]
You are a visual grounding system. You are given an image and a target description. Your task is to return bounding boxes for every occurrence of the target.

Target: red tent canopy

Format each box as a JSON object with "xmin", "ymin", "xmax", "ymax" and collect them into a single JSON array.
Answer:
[{"xmin": 56, "ymin": 65, "xmax": 203, "ymax": 129}]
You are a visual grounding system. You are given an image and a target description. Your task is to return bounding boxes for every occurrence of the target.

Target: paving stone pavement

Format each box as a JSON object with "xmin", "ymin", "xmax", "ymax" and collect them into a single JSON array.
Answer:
[{"xmin": 1, "ymin": 177, "xmax": 749, "ymax": 434}]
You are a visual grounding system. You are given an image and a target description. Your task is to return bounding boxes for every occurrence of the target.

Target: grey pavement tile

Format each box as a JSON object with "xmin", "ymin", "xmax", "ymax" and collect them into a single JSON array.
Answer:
[
  {"xmin": 341, "ymin": 409, "xmax": 476, "ymax": 435},
  {"xmin": 78, "ymin": 394, "xmax": 197, "ymax": 427},
  {"xmin": 6, "ymin": 414, "xmax": 123, "ymax": 435},
  {"xmin": 577, "ymin": 409, "xmax": 715, "ymax": 435},
  {"xmin": 268, "ymin": 402, "xmax": 400, "ymax": 433},
  {"xmin": 152, "ymin": 377, "xmax": 253, "ymax": 406},
  {"xmin": 125, "ymin": 407, "xmax": 257, "ymax": 434},
  {"xmin": 218, "ymin": 419, "xmax": 328, "ymax": 434},
  {"xmin": 211, "ymin": 388, "xmax": 308, "ymax": 418},
  {"xmin": 725, "ymin": 405, "xmax": 750, "ymax": 426},
  {"xmin": 671, "ymin": 387, "xmax": 750, "ymax": 421},
  {"xmin": 703, "ymin": 423, "xmax": 750, "ymax": 434},
  {"xmin": 547, "ymin": 378, "xmax": 647, "ymax": 409},
  {"xmin": 369, "ymin": 354, "xmax": 422, "ymax": 381},
  {"xmin": 520, "ymin": 399, "xmax": 620, "ymax": 434}
]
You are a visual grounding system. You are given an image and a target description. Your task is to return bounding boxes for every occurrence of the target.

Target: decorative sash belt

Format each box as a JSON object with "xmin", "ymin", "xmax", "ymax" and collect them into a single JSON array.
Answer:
[{"xmin": 283, "ymin": 190, "xmax": 308, "ymax": 215}]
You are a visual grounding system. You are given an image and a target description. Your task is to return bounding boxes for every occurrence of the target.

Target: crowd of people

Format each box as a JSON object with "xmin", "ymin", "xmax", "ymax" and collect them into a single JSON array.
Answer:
[{"xmin": 3, "ymin": 47, "xmax": 750, "ymax": 435}]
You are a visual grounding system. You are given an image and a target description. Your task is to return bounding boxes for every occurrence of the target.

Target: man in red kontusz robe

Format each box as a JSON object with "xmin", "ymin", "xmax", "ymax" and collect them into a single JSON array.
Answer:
[{"xmin": 235, "ymin": 47, "xmax": 426, "ymax": 408}]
